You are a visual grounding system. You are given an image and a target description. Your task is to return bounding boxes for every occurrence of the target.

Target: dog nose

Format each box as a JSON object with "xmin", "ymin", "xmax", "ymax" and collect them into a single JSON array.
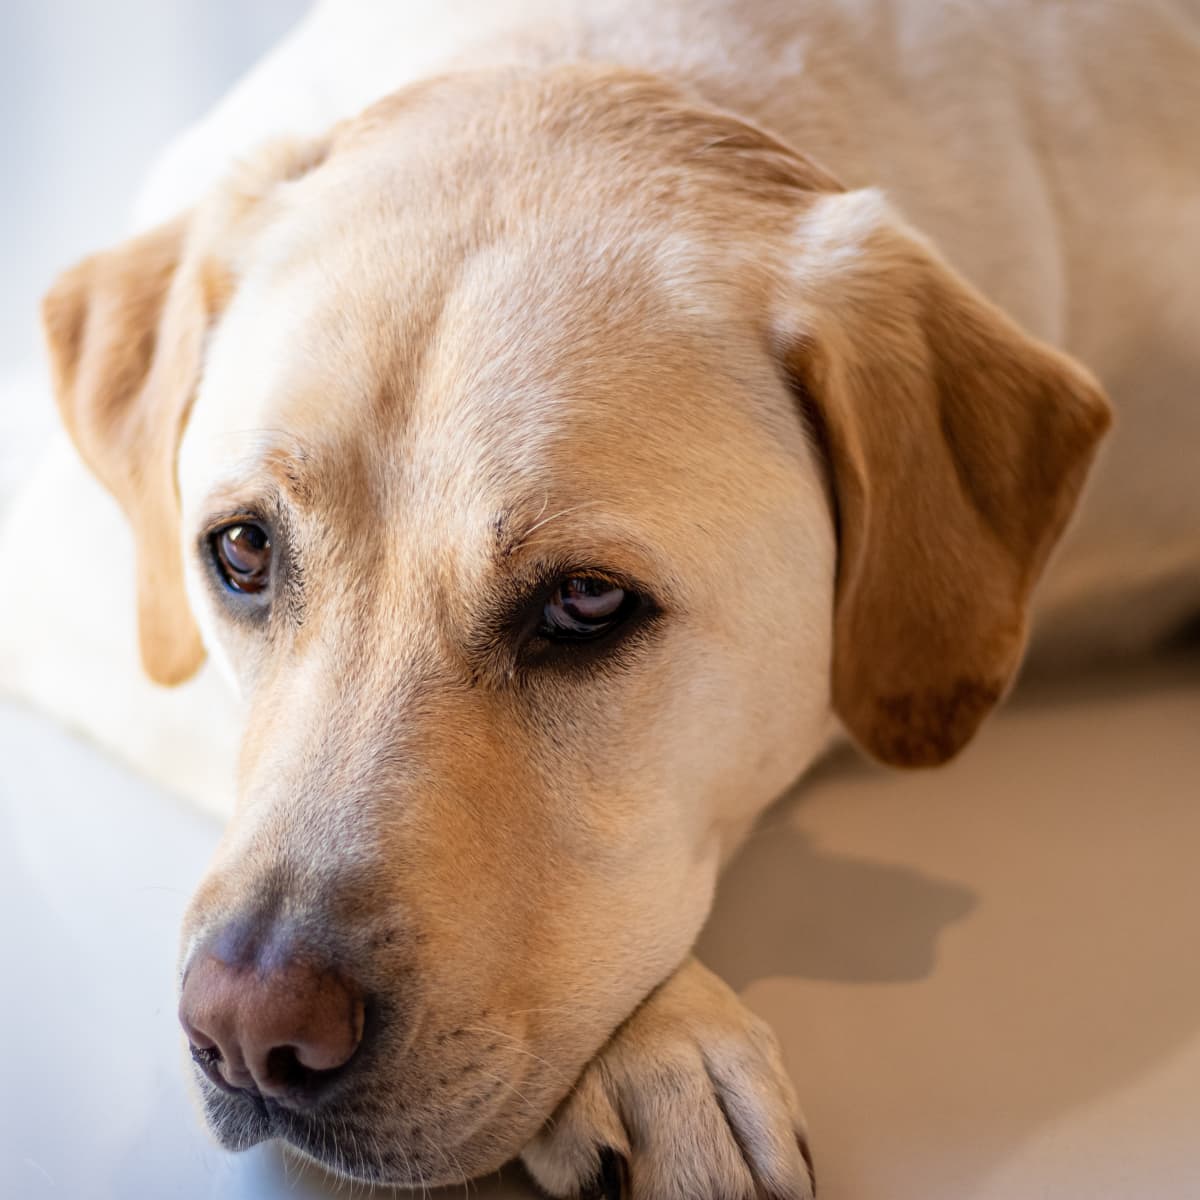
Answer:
[{"xmin": 179, "ymin": 944, "xmax": 364, "ymax": 1102}]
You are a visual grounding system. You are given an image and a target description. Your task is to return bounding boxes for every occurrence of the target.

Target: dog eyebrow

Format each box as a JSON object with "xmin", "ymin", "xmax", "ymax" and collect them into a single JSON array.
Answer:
[
  {"xmin": 258, "ymin": 441, "xmax": 317, "ymax": 508},
  {"xmin": 200, "ymin": 429, "xmax": 318, "ymax": 509},
  {"xmin": 492, "ymin": 499, "xmax": 610, "ymax": 560}
]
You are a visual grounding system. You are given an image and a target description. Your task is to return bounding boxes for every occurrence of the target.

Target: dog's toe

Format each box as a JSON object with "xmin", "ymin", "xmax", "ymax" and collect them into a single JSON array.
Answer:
[{"xmin": 521, "ymin": 958, "xmax": 814, "ymax": 1200}]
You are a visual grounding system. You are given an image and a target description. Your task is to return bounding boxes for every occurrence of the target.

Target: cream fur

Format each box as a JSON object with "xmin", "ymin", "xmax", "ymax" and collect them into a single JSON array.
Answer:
[{"xmin": 0, "ymin": 3, "xmax": 1197, "ymax": 1195}]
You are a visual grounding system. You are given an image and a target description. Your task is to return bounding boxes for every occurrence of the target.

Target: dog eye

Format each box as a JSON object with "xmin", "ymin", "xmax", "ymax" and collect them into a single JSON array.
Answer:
[
  {"xmin": 211, "ymin": 522, "xmax": 272, "ymax": 595},
  {"xmin": 539, "ymin": 577, "xmax": 636, "ymax": 641}
]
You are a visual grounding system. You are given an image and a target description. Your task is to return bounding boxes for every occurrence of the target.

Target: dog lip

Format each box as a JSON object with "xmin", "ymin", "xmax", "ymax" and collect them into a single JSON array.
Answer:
[
  {"xmin": 195, "ymin": 1065, "xmax": 499, "ymax": 1187},
  {"xmin": 195, "ymin": 1068, "xmax": 372, "ymax": 1168},
  {"xmin": 197, "ymin": 1078, "xmax": 368, "ymax": 1178},
  {"xmin": 190, "ymin": 1028, "xmax": 533, "ymax": 1183},
  {"xmin": 194, "ymin": 1066, "xmax": 273, "ymax": 1147}
]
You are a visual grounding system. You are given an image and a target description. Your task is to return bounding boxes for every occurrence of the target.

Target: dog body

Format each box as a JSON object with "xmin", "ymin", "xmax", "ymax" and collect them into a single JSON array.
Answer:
[{"xmin": 2, "ymin": 1, "xmax": 1198, "ymax": 1195}]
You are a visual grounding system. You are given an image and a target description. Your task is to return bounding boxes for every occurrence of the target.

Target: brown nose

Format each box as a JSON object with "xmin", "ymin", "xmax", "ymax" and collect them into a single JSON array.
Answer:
[{"xmin": 179, "ymin": 944, "xmax": 364, "ymax": 1102}]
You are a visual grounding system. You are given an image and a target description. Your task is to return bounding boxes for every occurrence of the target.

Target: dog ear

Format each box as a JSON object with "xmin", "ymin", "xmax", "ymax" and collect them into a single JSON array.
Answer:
[
  {"xmin": 42, "ymin": 216, "xmax": 209, "ymax": 685},
  {"xmin": 778, "ymin": 189, "xmax": 1112, "ymax": 766},
  {"xmin": 40, "ymin": 137, "xmax": 330, "ymax": 686}
]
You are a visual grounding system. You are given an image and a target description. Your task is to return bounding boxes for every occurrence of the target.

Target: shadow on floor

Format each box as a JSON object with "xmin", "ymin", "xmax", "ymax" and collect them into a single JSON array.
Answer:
[{"xmin": 698, "ymin": 820, "xmax": 977, "ymax": 990}]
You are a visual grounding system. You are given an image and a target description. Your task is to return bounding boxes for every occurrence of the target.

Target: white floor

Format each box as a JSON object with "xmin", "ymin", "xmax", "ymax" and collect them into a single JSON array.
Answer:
[{"xmin": 3, "ymin": 652, "xmax": 1198, "ymax": 1199}]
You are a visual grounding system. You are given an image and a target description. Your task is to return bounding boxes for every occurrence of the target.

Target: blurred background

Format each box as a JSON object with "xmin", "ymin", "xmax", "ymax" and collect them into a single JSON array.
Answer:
[{"xmin": 1, "ymin": 0, "xmax": 306, "ymax": 367}]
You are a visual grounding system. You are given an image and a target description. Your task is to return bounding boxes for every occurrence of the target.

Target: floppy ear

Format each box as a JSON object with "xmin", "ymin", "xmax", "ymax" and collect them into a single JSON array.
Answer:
[
  {"xmin": 42, "ymin": 216, "xmax": 209, "ymax": 685},
  {"xmin": 778, "ymin": 190, "xmax": 1112, "ymax": 766},
  {"xmin": 40, "ymin": 137, "xmax": 330, "ymax": 687}
]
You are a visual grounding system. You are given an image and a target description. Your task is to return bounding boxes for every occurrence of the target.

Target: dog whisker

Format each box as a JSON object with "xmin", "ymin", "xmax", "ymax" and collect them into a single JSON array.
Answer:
[
  {"xmin": 471, "ymin": 1067, "xmax": 541, "ymax": 1119},
  {"xmin": 459, "ymin": 1024, "xmax": 567, "ymax": 1080}
]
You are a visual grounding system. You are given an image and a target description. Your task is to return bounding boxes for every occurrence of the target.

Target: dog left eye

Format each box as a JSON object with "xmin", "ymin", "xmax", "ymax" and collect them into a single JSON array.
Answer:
[
  {"xmin": 211, "ymin": 521, "xmax": 272, "ymax": 595},
  {"xmin": 539, "ymin": 577, "xmax": 637, "ymax": 641}
]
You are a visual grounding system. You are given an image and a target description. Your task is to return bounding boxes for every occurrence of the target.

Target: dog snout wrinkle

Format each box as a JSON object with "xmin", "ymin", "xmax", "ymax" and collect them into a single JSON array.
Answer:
[{"xmin": 179, "ymin": 928, "xmax": 365, "ymax": 1104}]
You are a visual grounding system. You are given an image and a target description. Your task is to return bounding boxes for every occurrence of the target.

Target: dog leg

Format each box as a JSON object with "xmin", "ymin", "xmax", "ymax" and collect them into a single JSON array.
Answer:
[{"xmin": 521, "ymin": 957, "xmax": 814, "ymax": 1199}]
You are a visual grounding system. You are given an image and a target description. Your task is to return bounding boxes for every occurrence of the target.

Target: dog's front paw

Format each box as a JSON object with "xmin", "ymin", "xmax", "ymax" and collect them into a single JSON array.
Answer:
[{"xmin": 521, "ymin": 958, "xmax": 813, "ymax": 1199}]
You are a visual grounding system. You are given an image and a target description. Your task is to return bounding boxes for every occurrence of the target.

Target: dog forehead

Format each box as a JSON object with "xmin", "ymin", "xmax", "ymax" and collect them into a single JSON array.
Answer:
[
  {"xmin": 181, "ymin": 61, "xmax": 818, "ymax": 509},
  {"xmin": 184, "ymin": 181, "xmax": 776, "ymax": 523}
]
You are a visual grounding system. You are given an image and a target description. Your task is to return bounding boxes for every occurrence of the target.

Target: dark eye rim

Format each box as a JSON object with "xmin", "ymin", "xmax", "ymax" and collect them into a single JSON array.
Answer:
[
  {"xmin": 500, "ymin": 566, "xmax": 662, "ymax": 673},
  {"xmin": 207, "ymin": 517, "xmax": 274, "ymax": 598}
]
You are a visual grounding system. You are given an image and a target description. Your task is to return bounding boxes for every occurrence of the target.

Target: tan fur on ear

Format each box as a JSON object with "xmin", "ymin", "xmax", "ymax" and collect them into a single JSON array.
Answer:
[
  {"xmin": 43, "ymin": 218, "xmax": 207, "ymax": 685},
  {"xmin": 41, "ymin": 135, "xmax": 331, "ymax": 686},
  {"xmin": 780, "ymin": 190, "xmax": 1112, "ymax": 766}
]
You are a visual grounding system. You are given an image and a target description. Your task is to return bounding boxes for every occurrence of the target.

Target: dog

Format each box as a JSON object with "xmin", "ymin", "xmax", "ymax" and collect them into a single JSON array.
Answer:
[{"xmin": 3, "ymin": 1, "xmax": 1198, "ymax": 1195}]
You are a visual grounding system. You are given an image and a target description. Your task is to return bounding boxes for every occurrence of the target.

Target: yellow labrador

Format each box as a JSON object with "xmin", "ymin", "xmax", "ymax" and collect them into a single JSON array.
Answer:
[{"xmin": 8, "ymin": 2, "xmax": 1200, "ymax": 1196}]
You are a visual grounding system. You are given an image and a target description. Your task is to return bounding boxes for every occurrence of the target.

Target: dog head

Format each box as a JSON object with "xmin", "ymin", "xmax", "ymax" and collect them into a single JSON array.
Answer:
[{"xmin": 42, "ymin": 67, "xmax": 1109, "ymax": 1184}]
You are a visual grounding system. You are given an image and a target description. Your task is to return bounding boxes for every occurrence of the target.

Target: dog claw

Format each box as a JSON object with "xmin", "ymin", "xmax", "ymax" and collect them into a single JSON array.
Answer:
[
  {"xmin": 798, "ymin": 1134, "xmax": 816, "ymax": 1196},
  {"xmin": 582, "ymin": 1147, "xmax": 628, "ymax": 1200}
]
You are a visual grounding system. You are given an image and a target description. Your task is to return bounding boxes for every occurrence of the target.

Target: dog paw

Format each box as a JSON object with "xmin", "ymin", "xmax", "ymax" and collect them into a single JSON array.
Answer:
[{"xmin": 520, "ymin": 958, "xmax": 814, "ymax": 1199}]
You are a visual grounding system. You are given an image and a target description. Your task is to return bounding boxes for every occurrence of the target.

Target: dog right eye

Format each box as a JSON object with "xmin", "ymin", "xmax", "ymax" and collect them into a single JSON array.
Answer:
[{"xmin": 211, "ymin": 522, "xmax": 272, "ymax": 595}]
